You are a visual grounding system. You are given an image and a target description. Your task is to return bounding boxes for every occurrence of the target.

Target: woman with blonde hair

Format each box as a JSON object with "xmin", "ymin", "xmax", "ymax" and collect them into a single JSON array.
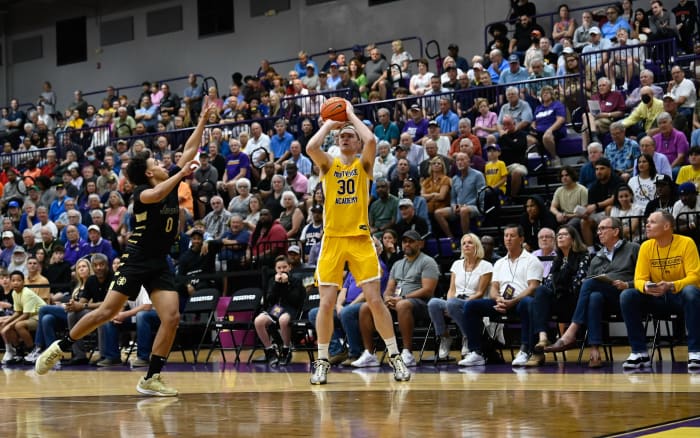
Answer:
[
  {"xmin": 104, "ymin": 191, "xmax": 126, "ymax": 232},
  {"xmin": 427, "ymin": 233, "xmax": 494, "ymax": 362},
  {"xmin": 278, "ymin": 190, "xmax": 304, "ymax": 239},
  {"xmin": 420, "ymin": 156, "xmax": 451, "ymax": 215}
]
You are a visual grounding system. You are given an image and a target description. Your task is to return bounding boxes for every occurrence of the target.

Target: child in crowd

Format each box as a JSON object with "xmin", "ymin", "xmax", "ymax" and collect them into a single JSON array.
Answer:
[{"xmin": 484, "ymin": 144, "xmax": 508, "ymax": 195}]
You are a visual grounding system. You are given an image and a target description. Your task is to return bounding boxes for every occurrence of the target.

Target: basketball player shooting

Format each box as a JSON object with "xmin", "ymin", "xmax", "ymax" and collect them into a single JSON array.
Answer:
[{"xmin": 306, "ymin": 99, "xmax": 411, "ymax": 384}]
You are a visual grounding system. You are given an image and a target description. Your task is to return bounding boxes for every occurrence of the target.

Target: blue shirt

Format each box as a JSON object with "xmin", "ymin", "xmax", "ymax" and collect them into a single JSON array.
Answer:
[
  {"xmin": 601, "ymin": 17, "xmax": 631, "ymax": 40},
  {"xmin": 499, "ymin": 66, "xmax": 530, "ymax": 84},
  {"xmin": 270, "ymin": 131, "xmax": 294, "ymax": 160},
  {"xmin": 487, "ymin": 59, "xmax": 509, "ymax": 82},
  {"xmin": 374, "ymin": 122, "xmax": 400, "ymax": 144},
  {"xmin": 451, "ymin": 169, "xmax": 486, "ymax": 206},
  {"xmin": 289, "ymin": 154, "xmax": 312, "ymax": 177},
  {"xmin": 605, "ymin": 138, "xmax": 641, "ymax": 173},
  {"xmin": 435, "ymin": 111, "xmax": 459, "ymax": 136}
]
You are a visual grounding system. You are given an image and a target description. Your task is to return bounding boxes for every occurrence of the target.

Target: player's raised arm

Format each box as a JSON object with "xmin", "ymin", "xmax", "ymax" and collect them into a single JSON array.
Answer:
[
  {"xmin": 178, "ymin": 103, "xmax": 217, "ymax": 167},
  {"xmin": 344, "ymin": 102, "xmax": 376, "ymax": 172},
  {"xmin": 306, "ymin": 118, "xmax": 342, "ymax": 174}
]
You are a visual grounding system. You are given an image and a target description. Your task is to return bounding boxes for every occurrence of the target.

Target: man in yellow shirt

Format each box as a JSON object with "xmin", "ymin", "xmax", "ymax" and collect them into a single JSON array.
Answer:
[
  {"xmin": 621, "ymin": 86, "xmax": 664, "ymax": 135},
  {"xmin": 675, "ymin": 146, "xmax": 700, "ymax": 186},
  {"xmin": 619, "ymin": 210, "xmax": 700, "ymax": 371}
]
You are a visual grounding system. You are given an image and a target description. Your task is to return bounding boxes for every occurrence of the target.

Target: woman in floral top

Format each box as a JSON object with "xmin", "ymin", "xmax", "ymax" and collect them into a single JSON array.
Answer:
[{"xmin": 527, "ymin": 224, "xmax": 591, "ymax": 366}]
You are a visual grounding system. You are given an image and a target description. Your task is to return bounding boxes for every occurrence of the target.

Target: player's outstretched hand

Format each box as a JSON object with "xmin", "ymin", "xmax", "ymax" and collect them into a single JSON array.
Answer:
[
  {"xmin": 182, "ymin": 159, "xmax": 200, "ymax": 176},
  {"xmin": 201, "ymin": 102, "xmax": 219, "ymax": 119}
]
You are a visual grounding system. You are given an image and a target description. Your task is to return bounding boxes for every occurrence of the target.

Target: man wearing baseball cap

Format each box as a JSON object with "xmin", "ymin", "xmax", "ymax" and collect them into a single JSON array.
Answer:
[
  {"xmin": 582, "ymin": 26, "xmax": 612, "ymax": 79},
  {"xmin": 673, "ymin": 182, "xmax": 700, "ymax": 235},
  {"xmin": 0, "ymin": 230, "xmax": 21, "ymax": 268},
  {"xmin": 644, "ymin": 174, "xmax": 677, "ymax": 217},
  {"xmin": 352, "ymin": 229, "xmax": 439, "ymax": 368}
]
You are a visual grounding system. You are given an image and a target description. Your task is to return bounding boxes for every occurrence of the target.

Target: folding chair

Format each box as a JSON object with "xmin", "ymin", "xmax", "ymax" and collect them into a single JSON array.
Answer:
[
  {"xmin": 171, "ymin": 288, "xmax": 220, "ymax": 364},
  {"xmin": 206, "ymin": 287, "xmax": 263, "ymax": 364},
  {"xmin": 291, "ymin": 290, "xmax": 322, "ymax": 362},
  {"xmin": 650, "ymin": 313, "xmax": 684, "ymax": 363}
]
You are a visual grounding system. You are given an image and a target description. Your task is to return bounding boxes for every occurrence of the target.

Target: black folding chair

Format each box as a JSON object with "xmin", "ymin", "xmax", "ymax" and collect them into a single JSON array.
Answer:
[
  {"xmin": 291, "ymin": 290, "xmax": 321, "ymax": 362},
  {"xmin": 171, "ymin": 288, "xmax": 220, "ymax": 364},
  {"xmin": 205, "ymin": 287, "xmax": 263, "ymax": 364}
]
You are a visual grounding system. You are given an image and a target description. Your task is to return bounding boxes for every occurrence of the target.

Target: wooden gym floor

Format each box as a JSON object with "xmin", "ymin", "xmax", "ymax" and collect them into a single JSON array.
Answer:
[{"xmin": 2, "ymin": 349, "xmax": 700, "ymax": 437}]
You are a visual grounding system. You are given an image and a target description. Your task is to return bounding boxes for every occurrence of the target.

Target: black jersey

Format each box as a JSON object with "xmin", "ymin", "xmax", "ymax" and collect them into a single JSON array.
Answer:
[{"xmin": 126, "ymin": 166, "xmax": 181, "ymax": 258}]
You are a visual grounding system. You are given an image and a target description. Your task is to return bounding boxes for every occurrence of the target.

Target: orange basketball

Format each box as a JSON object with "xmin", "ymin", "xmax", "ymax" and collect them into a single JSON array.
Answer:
[{"xmin": 320, "ymin": 97, "xmax": 348, "ymax": 122}]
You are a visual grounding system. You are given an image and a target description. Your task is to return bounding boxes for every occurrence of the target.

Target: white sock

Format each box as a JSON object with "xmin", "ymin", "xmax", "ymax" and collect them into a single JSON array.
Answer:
[
  {"xmin": 318, "ymin": 343, "xmax": 329, "ymax": 360},
  {"xmin": 384, "ymin": 337, "xmax": 399, "ymax": 356}
]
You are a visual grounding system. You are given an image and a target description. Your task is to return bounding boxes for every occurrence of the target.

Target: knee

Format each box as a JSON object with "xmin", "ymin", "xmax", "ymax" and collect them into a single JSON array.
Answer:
[
  {"xmin": 619, "ymin": 288, "xmax": 640, "ymax": 306},
  {"xmin": 427, "ymin": 298, "xmax": 443, "ymax": 312},
  {"xmin": 278, "ymin": 314, "xmax": 291, "ymax": 326},
  {"xmin": 680, "ymin": 286, "xmax": 700, "ymax": 304}
]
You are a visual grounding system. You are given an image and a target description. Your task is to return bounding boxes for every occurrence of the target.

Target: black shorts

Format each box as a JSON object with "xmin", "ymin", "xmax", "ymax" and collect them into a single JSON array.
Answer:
[{"xmin": 111, "ymin": 253, "xmax": 177, "ymax": 300}]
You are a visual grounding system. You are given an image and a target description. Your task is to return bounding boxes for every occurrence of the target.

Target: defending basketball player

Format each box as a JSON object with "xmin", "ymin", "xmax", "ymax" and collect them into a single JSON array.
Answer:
[
  {"xmin": 307, "ymin": 99, "xmax": 410, "ymax": 384},
  {"xmin": 34, "ymin": 104, "xmax": 219, "ymax": 397}
]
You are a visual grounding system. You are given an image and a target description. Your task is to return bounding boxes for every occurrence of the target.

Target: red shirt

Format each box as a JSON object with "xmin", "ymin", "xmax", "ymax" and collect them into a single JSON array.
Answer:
[{"xmin": 592, "ymin": 90, "xmax": 626, "ymax": 115}]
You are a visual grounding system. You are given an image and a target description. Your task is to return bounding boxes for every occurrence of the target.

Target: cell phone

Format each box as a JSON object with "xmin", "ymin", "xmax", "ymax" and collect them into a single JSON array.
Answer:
[{"xmin": 646, "ymin": 282, "xmax": 658, "ymax": 288}]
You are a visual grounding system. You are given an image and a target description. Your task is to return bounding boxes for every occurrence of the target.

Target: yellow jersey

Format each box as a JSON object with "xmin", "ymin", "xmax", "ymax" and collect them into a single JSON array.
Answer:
[{"xmin": 321, "ymin": 157, "xmax": 371, "ymax": 237}]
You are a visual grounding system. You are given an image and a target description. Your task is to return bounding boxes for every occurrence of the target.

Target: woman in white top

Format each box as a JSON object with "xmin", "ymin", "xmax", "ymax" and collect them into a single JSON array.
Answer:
[
  {"xmin": 608, "ymin": 184, "xmax": 644, "ymax": 240},
  {"xmin": 409, "ymin": 59, "xmax": 433, "ymax": 96},
  {"xmin": 427, "ymin": 233, "xmax": 493, "ymax": 361},
  {"xmin": 627, "ymin": 153, "xmax": 657, "ymax": 213}
]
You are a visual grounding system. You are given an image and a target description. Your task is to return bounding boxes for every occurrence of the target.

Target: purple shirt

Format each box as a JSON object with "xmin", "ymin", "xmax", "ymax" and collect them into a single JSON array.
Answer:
[
  {"xmin": 653, "ymin": 128, "xmax": 689, "ymax": 167},
  {"xmin": 534, "ymin": 100, "xmax": 567, "ymax": 137},
  {"xmin": 224, "ymin": 152, "xmax": 251, "ymax": 180},
  {"xmin": 402, "ymin": 119, "xmax": 429, "ymax": 143}
]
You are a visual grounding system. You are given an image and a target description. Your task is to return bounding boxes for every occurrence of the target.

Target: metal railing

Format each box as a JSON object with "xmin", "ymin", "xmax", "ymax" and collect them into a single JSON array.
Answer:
[{"xmin": 266, "ymin": 36, "xmax": 424, "ymax": 74}]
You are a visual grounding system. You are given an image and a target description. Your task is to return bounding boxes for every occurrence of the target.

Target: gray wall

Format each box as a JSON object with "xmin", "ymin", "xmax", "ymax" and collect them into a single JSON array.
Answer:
[{"xmin": 0, "ymin": 0, "xmax": 607, "ymax": 110}]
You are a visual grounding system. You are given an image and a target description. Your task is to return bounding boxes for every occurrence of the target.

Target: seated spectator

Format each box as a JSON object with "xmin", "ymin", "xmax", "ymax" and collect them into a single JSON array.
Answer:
[
  {"xmin": 545, "ymin": 217, "xmax": 638, "ymax": 368},
  {"xmin": 581, "ymin": 27, "xmax": 611, "ymax": 92},
  {"xmin": 402, "ymin": 105, "xmax": 430, "ymax": 144},
  {"xmin": 255, "ymin": 255, "xmax": 305, "ymax": 367},
  {"xmin": 625, "ymin": 69, "xmax": 664, "ymax": 110},
  {"xmin": 63, "ymin": 225, "xmax": 89, "ymax": 267},
  {"xmin": 393, "ymin": 197, "xmax": 429, "ymax": 239},
  {"xmin": 284, "ymin": 161, "xmax": 308, "ymax": 200},
  {"xmin": 604, "ymin": 121, "xmax": 641, "ymax": 180},
  {"xmin": 177, "ymin": 228, "xmax": 223, "ymax": 294},
  {"xmin": 628, "ymin": 153, "xmax": 658, "ymax": 213},
  {"xmin": 409, "ymin": 59, "xmax": 434, "ymax": 96},
  {"xmin": 278, "ymin": 190, "xmax": 304, "ymax": 239},
  {"xmin": 528, "ymin": 225, "xmax": 591, "ymax": 366},
  {"xmin": 621, "ymin": 86, "xmax": 664, "ymax": 137},
  {"xmin": 532, "ymin": 228, "xmax": 557, "ymax": 278},
  {"xmin": 667, "ymin": 65, "xmax": 697, "ymax": 119},
  {"xmin": 434, "ymin": 153, "xmax": 484, "ymax": 241},
  {"xmin": 86, "ymin": 224, "xmax": 115, "ymax": 263},
  {"xmin": 635, "ymin": 135, "xmax": 672, "ymax": 177},
  {"xmin": 645, "ymin": 174, "xmax": 678, "ymax": 217},
  {"xmin": 373, "ymin": 141, "xmax": 397, "ymax": 181},
  {"xmin": 388, "ymin": 157, "xmax": 419, "ymax": 196},
  {"xmin": 647, "ymin": 1, "xmax": 680, "ymax": 43},
  {"xmin": 528, "ymin": 86, "xmax": 566, "ymax": 166},
  {"xmin": 352, "ymin": 230, "xmax": 438, "ymax": 367},
  {"xmin": 459, "ymin": 225, "xmax": 543, "ymax": 367},
  {"xmin": 0, "ymin": 270, "xmax": 46, "ymax": 364},
  {"xmin": 499, "ymin": 55, "xmax": 529, "ymax": 84},
  {"xmin": 550, "ymin": 166, "xmax": 588, "ymax": 227},
  {"xmin": 225, "ymin": 178, "xmax": 252, "ymax": 219},
  {"xmin": 422, "ymin": 154, "xmax": 453, "ymax": 212},
  {"xmin": 609, "ymin": 184, "xmax": 644, "ymax": 240},
  {"xmin": 246, "ymin": 209, "xmax": 288, "ymax": 268},
  {"xmin": 672, "ymin": 182, "xmax": 700, "ymax": 238},
  {"xmin": 619, "ymin": 210, "xmax": 700, "ymax": 371},
  {"xmin": 519, "ymin": 195, "xmax": 558, "ymax": 252},
  {"xmin": 220, "ymin": 214, "xmax": 251, "ymax": 272},
  {"xmin": 653, "ymin": 112, "xmax": 689, "ymax": 177},
  {"xmin": 374, "ymin": 108, "xmax": 400, "ymax": 147},
  {"xmin": 450, "ymin": 118, "xmax": 482, "ymax": 158},
  {"xmin": 580, "ymin": 158, "xmax": 622, "ymax": 250},
  {"xmin": 202, "ymin": 196, "xmax": 232, "ymax": 240},
  {"xmin": 551, "ymin": 4, "xmax": 576, "ymax": 52},
  {"xmin": 661, "ymin": 94, "xmax": 690, "ymax": 138},
  {"xmin": 525, "ymin": 57, "xmax": 556, "ymax": 97},
  {"xmin": 369, "ymin": 179, "xmax": 399, "ymax": 238},
  {"xmin": 573, "ymin": 10, "xmax": 595, "ymax": 49},
  {"xmin": 604, "ymin": 28, "xmax": 640, "ymax": 91},
  {"xmin": 677, "ymin": 146, "xmax": 700, "ymax": 186},
  {"xmin": 243, "ymin": 194, "xmax": 262, "ymax": 233},
  {"xmin": 473, "ymin": 99, "xmax": 499, "ymax": 143},
  {"xmin": 579, "ymin": 142, "xmax": 603, "ymax": 189},
  {"xmin": 67, "ymin": 253, "xmax": 112, "ymax": 365},
  {"xmin": 429, "ymin": 233, "xmax": 493, "ymax": 361},
  {"xmin": 299, "ymin": 206, "xmax": 323, "ymax": 261},
  {"xmin": 581, "ymin": 78, "xmax": 626, "ymax": 146}
]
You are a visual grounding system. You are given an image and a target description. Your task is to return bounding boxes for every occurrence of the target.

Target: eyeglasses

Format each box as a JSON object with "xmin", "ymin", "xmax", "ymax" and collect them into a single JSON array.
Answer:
[{"xmin": 597, "ymin": 225, "xmax": 613, "ymax": 232}]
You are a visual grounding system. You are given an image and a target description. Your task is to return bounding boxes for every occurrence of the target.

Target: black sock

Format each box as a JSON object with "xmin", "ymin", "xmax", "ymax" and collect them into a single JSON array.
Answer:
[
  {"xmin": 146, "ymin": 355, "xmax": 167, "ymax": 379},
  {"xmin": 58, "ymin": 336, "xmax": 76, "ymax": 352}
]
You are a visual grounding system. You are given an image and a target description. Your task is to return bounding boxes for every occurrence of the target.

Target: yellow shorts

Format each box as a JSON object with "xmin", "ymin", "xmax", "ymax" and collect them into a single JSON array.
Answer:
[{"xmin": 315, "ymin": 235, "xmax": 381, "ymax": 288}]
